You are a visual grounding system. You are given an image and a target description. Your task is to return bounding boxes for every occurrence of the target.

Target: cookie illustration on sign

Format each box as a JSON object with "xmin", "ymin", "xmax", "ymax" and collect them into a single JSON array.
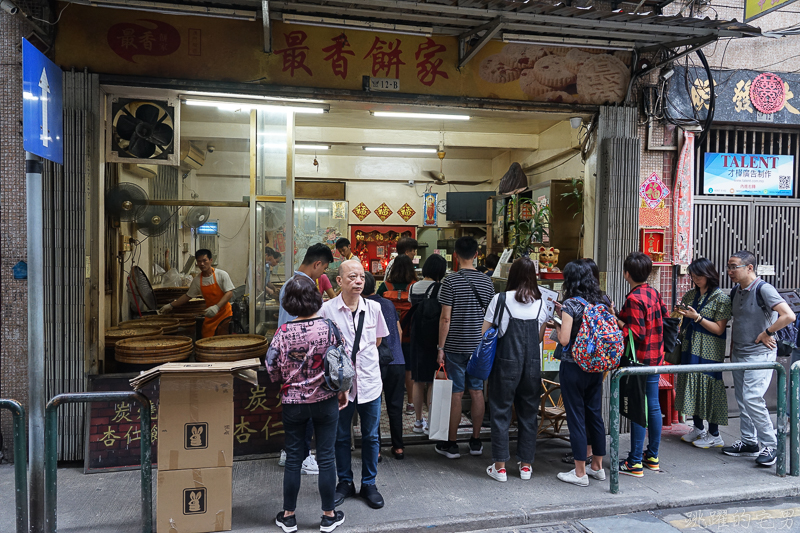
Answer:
[
  {"xmin": 533, "ymin": 56, "xmax": 577, "ymax": 90},
  {"xmin": 479, "ymin": 54, "xmax": 520, "ymax": 84},
  {"xmin": 576, "ymin": 55, "xmax": 630, "ymax": 105}
]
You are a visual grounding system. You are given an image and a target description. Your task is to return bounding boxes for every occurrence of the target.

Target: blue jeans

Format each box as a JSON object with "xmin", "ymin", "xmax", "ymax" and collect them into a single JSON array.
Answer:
[
  {"xmin": 336, "ymin": 395, "xmax": 381, "ymax": 486},
  {"xmin": 282, "ymin": 396, "xmax": 339, "ymax": 512},
  {"xmin": 629, "ymin": 374, "xmax": 662, "ymax": 464}
]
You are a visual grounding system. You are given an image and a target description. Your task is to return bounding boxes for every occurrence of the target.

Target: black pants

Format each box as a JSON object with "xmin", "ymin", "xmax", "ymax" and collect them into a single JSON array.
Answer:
[
  {"xmin": 381, "ymin": 364, "xmax": 405, "ymax": 450},
  {"xmin": 560, "ymin": 360, "xmax": 606, "ymax": 461},
  {"xmin": 282, "ymin": 396, "xmax": 339, "ymax": 512},
  {"xmin": 488, "ymin": 316, "xmax": 541, "ymax": 464}
]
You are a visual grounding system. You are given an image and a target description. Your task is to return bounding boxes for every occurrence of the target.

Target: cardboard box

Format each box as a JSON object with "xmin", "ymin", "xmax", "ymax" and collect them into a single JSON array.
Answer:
[
  {"xmin": 157, "ymin": 466, "xmax": 232, "ymax": 533},
  {"xmin": 131, "ymin": 360, "xmax": 260, "ymax": 533},
  {"xmin": 130, "ymin": 360, "xmax": 261, "ymax": 471},
  {"xmin": 158, "ymin": 374, "xmax": 234, "ymax": 471}
]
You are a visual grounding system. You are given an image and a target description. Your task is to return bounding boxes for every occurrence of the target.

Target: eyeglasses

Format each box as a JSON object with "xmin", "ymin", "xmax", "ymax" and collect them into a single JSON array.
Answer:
[{"xmin": 726, "ymin": 264, "xmax": 748, "ymax": 271}]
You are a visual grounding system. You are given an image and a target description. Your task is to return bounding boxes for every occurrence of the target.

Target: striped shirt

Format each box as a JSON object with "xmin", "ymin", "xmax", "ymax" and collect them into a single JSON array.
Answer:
[{"xmin": 438, "ymin": 269, "xmax": 495, "ymax": 353}]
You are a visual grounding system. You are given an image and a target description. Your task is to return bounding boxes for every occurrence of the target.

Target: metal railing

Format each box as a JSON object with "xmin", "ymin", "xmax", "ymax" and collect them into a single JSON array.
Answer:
[
  {"xmin": 791, "ymin": 360, "xmax": 800, "ymax": 477},
  {"xmin": 44, "ymin": 392, "xmax": 152, "ymax": 533},
  {"xmin": 0, "ymin": 399, "xmax": 28, "ymax": 533},
  {"xmin": 609, "ymin": 361, "xmax": 787, "ymax": 494}
]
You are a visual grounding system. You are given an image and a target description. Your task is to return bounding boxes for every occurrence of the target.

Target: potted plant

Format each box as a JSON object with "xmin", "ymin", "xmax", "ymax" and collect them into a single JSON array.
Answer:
[{"xmin": 509, "ymin": 195, "xmax": 551, "ymax": 258}]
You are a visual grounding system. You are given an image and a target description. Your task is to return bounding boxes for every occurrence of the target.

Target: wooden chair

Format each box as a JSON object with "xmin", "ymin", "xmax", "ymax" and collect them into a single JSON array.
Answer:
[{"xmin": 538, "ymin": 379, "xmax": 569, "ymax": 441}]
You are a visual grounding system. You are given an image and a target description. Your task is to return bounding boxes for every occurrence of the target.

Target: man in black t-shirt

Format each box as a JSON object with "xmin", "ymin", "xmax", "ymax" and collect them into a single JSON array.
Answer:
[{"xmin": 435, "ymin": 237, "xmax": 495, "ymax": 459}]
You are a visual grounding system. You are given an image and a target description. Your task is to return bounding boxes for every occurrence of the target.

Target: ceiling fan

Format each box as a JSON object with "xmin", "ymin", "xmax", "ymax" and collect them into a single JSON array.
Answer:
[{"xmin": 423, "ymin": 141, "xmax": 490, "ymax": 186}]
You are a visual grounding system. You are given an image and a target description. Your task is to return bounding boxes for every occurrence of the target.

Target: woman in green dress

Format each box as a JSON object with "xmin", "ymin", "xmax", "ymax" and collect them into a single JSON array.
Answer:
[{"xmin": 675, "ymin": 258, "xmax": 732, "ymax": 449}]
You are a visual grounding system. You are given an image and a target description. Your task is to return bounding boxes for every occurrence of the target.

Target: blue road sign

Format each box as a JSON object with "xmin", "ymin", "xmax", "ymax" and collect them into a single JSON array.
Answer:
[{"xmin": 22, "ymin": 38, "xmax": 63, "ymax": 165}]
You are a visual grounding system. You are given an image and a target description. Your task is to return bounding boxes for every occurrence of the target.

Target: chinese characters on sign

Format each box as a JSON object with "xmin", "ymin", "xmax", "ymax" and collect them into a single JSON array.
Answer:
[
  {"xmin": 670, "ymin": 67, "xmax": 800, "ymax": 125},
  {"xmin": 86, "ymin": 373, "xmax": 285, "ymax": 472},
  {"xmin": 703, "ymin": 153, "xmax": 795, "ymax": 196},
  {"xmin": 107, "ymin": 19, "xmax": 181, "ymax": 63}
]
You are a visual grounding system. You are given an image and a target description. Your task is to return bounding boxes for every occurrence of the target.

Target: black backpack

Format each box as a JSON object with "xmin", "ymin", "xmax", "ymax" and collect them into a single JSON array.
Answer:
[
  {"xmin": 407, "ymin": 283, "xmax": 442, "ymax": 355},
  {"xmin": 731, "ymin": 281, "xmax": 798, "ymax": 357}
]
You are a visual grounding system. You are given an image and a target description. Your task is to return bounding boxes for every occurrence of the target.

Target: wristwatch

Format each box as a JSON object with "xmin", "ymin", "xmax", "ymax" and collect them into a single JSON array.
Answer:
[
  {"xmin": 437, "ymin": 346, "xmax": 444, "ymax": 351},
  {"xmin": 765, "ymin": 328, "xmax": 776, "ymax": 337}
]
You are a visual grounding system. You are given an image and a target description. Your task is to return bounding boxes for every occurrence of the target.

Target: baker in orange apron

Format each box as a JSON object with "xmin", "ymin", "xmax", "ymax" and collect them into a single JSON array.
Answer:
[{"xmin": 159, "ymin": 248, "xmax": 234, "ymax": 337}]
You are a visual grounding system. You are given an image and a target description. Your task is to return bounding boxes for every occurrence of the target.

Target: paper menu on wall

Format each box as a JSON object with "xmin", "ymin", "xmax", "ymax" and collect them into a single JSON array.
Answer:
[
  {"xmin": 539, "ymin": 286, "xmax": 559, "ymax": 319},
  {"xmin": 492, "ymin": 248, "xmax": 514, "ymax": 278}
]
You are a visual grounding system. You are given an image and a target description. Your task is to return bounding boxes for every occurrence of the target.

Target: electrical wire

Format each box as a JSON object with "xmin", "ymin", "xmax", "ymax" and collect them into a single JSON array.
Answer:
[
  {"xmin": 218, "ymin": 209, "xmax": 251, "ymax": 240},
  {"xmin": 30, "ymin": 3, "xmax": 70, "ymax": 25},
  {"xmin": 528, "ymin": 151, "xmax": 582, "ymax": 177}
]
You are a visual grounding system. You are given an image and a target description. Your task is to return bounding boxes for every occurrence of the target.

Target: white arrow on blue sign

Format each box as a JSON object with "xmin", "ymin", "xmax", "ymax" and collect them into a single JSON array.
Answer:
[{"xmin": 22, "ymin": 38, "xmax": 63, "ymax": 164}]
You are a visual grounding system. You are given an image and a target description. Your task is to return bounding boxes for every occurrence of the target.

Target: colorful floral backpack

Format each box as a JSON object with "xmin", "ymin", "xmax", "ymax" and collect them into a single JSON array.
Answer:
[{"xmin": 571, "ymin": 297, "xmax": 624, "ymax": 373}]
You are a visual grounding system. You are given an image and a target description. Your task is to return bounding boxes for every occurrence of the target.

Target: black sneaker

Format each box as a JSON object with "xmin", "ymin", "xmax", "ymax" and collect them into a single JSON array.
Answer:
[
  {"xmin": 320, "ymin": 510, "xmax": 345, "ymax": 532},
  {"xmin": 722, "ymin": 439, "xmax": 760, "ymax": 457},
  {"xmin": 469, "ymin": 438, "xmax": 483, "ymax": 456},
  {"xmin": 756, "ymin": 446, "xmax": 777, "ymax": 467},
  {"xmin": 359, "ymin": 483, "xmax": 385, "ymax": 509},
  {"xmin": 333, "ymin": 480, "xmax": 356, "ymax": 507},
  {"xmin": 275, "ymin": 511, "xmax": 298, "ymax": 533},
  {"xmin": 435, "ymin": 442, "xmax": 461, "ymax": 459}
]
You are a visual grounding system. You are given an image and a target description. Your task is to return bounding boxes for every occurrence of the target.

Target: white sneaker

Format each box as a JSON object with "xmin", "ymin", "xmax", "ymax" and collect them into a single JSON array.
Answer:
[
  {"xmin": 278, "ymin": 449, "xmax": 287, "ymax": 467},
  {"xmin": 557, "ymin": 469, "xmax": 589, "ymax": 487},
  {"xmin": 681, "ymin": 427, "xmax": 705, "ymax": 443},
  {"xmin": 693, "ymin": 432, "xmax": 725, "ymax": 449},
  {"xmin": 423, "ymin": 419, "xmax": 430, "ymax": 436},
  {"xmin": 413, "ymin": 419, "xmax": 428, "ymax": 434},
  {"xmin": 587, "ymin": 467, "xmax": 606, "ymax": 481},
  {"xmin": 301, "ymin": 454, "xmax": 320, "ymax": 475},
  {"xmin": 486, "ymin": 464, "xmax": 507, "ymax": 482},
  {"xmin": 518, "ymin": 462, "xmax": 532, "ymax": 480}
]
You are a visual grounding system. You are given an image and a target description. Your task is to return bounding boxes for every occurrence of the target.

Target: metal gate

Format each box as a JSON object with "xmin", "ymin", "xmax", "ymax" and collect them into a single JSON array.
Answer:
[{"xmin": 693, "ymin": 199, "xmax": 800, "ymax": 290}]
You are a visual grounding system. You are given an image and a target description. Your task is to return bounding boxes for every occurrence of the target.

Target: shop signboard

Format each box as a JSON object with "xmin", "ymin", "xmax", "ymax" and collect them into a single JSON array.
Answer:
[
  {"xmin": 703, "ymin": 153, "xmax": 794, "ymax": 196},
  {"xmin": 668, "ymin": 66, "xmax": 800, "ymax": 126},
  {"xmin": 55, "ymin": 5, "xmax": 632, "ymax": 105},
  {"xmin": 85, "ymin": 370, "xmax": 285, "ymax": 473},
  {"xmin": 745, "ymin": 0, "xmax": 799, "ymax": 22}
]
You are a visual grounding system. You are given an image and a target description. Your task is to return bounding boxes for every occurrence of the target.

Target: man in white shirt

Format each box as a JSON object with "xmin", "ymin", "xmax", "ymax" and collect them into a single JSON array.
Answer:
[
  {"xmin": 159, "ymin": 248, "xmax": 235, "ymax": 337},
  {"xmin": 320, "ymin": 260, "xmax": 389, "ymax": 510}
]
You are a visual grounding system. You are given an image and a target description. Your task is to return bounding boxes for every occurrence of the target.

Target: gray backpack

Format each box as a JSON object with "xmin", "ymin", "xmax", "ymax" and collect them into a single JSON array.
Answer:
[{"xmin": 323, "ymin": 314, "xmax": 362, "ymax": 392}]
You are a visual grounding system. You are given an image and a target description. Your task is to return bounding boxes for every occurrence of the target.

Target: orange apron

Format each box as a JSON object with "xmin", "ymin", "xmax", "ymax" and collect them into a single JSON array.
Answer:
[{"xmin": 200, "ymin": 269, "xmax": 233, "ymax": 338}]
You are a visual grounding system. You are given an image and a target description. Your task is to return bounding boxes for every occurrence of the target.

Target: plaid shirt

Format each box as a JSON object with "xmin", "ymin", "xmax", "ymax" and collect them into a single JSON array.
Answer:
[{"xmin": 619, "ymin": 283, "xmax": 668, "ymax": 367}]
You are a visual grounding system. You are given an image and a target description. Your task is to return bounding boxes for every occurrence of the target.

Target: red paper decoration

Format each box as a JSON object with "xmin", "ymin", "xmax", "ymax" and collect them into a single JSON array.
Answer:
[
  {"xmin": 397, "ymin": 203, "xmax": 416, "ymax": 222},
  {"xmin": 374, "ymin": 202, "xmax": 393, "ymax": 222},
  {"xmin": 352, "ymin": 202, "xmax": 371, "ymax": 221}
]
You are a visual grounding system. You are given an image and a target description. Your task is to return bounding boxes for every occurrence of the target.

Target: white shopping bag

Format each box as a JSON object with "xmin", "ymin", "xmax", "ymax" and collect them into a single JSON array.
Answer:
[{"xmin": 428, "ymin": 363, "xmax": 453, "ymax": 442}]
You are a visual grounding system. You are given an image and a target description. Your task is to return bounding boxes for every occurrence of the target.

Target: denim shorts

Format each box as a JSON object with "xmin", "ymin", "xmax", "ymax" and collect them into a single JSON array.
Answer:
[{"xmin": 445, "ymin": 351, "xmax": 484, "ymax": 393}]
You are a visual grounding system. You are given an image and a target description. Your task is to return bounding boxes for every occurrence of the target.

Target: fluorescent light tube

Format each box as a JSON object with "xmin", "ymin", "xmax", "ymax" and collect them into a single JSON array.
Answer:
[
  {"xmin": 371, "ymin": 111, "xmax": 470, "ymax": 120},
  {"xmin": 184, "ymin": 99, "xmax": 325, "ymax": 114},
  {"xmin": 364, "ymin": 147, "xmax": 438, "ymax": 153},
  {"xmin": 295, "ymin": 144, "xmax": 331, "ymax": 150}
]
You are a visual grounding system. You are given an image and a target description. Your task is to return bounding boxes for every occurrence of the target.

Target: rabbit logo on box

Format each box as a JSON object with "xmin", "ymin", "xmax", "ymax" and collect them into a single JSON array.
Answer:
[
  {"xmin": 183, "ymin": 488, "xmax": 206, "ymax": 515},
  {"xmin": 185, "ymin": 423, "xmax": 208, "ymax": 449}
]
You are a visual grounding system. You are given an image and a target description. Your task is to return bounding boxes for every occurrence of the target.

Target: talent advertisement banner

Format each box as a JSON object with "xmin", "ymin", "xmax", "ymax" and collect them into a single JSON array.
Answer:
[{"xmin": 703, "ymin": 153, "xmax": 794, "ymax": 196}]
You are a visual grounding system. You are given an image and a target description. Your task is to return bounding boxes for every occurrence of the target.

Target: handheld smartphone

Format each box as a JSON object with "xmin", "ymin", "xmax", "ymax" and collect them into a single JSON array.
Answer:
[
  {"xmin": 675, "ymin": 303, "xmax": 689, "ymax": 311},
  {"xmin": 552, "ymin": 314, "xmax": 563, "ymax": 326}
]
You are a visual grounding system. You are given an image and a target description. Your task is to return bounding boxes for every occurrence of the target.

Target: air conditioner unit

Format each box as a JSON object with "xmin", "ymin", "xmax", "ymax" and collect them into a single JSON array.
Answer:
[
  {"xmin": 180, "ymin": 140, "xmax": 206, "ymax": 170},
  {"xmin": 122, "ymin": 163, "xmax": 158, "ymax": 180}
]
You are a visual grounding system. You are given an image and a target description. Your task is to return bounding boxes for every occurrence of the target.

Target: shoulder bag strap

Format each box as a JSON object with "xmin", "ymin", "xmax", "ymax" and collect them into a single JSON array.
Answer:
[
  {"xmin": 495, "ymin": 292, "xmax": 508, "ymax": 327},
  {"xmin": 351, "ymin": 306, "xmax": 366, "ymax": 362},
  {"xmin": 460, "ymin": 270, "xmax": 487, "ymax": 311}
]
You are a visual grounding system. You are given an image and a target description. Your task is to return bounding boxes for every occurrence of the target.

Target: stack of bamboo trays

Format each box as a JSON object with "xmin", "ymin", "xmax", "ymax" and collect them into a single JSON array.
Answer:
[
  {"xmin": 194, "ymin": 335, "xmax": 268, "ymax": 362},
  {"xmin": 114, "ymin": 335, "xmax": 194, "ymax": 365}
]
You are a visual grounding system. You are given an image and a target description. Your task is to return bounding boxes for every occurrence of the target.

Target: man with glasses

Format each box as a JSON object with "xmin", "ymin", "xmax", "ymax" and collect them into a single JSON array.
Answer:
[
  {"xmin": 722, "ymin": 250, "xmax": 796, "ymax": 467},
  {"xmin": 321, "ymin": 260, "xmax": 389, "ymax": 510}
]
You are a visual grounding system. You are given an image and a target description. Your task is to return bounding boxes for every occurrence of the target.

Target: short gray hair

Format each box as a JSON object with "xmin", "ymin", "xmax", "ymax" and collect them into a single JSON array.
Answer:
[{"xmin": 731, "ymin": 250, "xmax": 757, "ymax": 268}]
